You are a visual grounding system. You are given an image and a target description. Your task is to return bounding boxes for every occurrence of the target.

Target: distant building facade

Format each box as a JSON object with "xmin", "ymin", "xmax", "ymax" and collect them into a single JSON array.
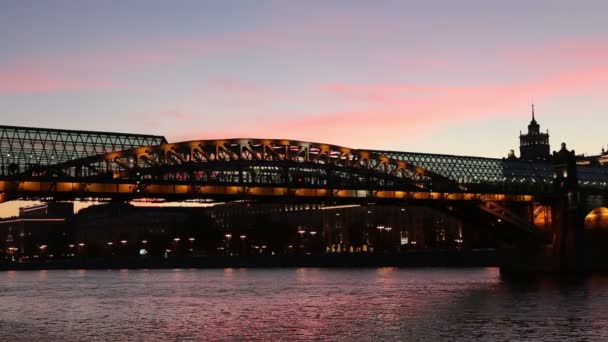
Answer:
[
  {"xmin": 519, "ymin": 105, "xmax": 551, "ymax": 161},
  {"xmin": 0, "ymin": 202, "xmax": 73, "ymax": 260},
  {"xmin": 515, "ymin": 105, "xmax": 608, "ymax": 166},
  {"xmin": 576, "ymin": 147, "xmax": 608, "ymax": 166}
]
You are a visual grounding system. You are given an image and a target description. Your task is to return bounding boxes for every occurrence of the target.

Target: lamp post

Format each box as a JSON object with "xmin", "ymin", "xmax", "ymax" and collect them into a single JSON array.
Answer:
[
  {"xmin": 298, "ymin": 228, "xmax": 306, "ymax": 251},
  {"xmin": 37, "ymin": 244, "xmax": 46, "ymax": 259},
  {"xmin": 173, "ymin": 237, "xmax": 181, "ymax": 256},
  {"xmin": 376, "ymin": 226, "xmax": 387, "ymax": 252},
  {"xmin": 224, "ymin": 234, "xmax": 232, "ymax": 255},
  {"xmin": 188, "ymin": 237, "xmax": 195, "ymax": 254},
  {"xmin": 309, "ymin": 231, "xmax": 317, "ymax": 253},
  {"xmin": 8, "ymin": 247, "xmax": 18, "ymax": 261},
  {"xmin": 239, "ymin": 235, "xmax": 246, "ymax": 256},
  {"xmin": 77, "ymin": 242, "xmax": 85, "ymax": 257}
]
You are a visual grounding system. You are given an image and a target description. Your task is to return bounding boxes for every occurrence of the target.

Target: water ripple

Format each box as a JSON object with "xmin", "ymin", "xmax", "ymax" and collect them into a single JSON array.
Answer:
[{"xmin": 1, "ymin": 268, "xmax": 608, "ymax": 341}]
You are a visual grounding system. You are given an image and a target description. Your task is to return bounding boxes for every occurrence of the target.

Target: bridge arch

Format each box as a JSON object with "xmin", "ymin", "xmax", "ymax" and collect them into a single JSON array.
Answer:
[
  {"xmin": 31, "ymin": 138, "xmax": 461, "ymax": 196},
  {"xmin": 585, "ymin": 207, "xmax": 608, "ymax": 230}
]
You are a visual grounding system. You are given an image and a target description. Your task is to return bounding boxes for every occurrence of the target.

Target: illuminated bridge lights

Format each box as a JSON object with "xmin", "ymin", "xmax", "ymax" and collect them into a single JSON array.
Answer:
[
  {"xmin": 1, "ymin": 134, "xmax": 607, "ymax": 201},
  {"xmin": 0, "ymin": 178, "xmax": 533, "ymax": 202}
]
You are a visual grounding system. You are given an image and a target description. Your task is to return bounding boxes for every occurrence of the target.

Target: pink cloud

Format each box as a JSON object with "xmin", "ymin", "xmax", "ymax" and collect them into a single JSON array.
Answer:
[
  {"xmin": 0, "ymin": 10, "xmax": 381, "ymax": 94},
  {"xmin": 207, "ymin": 77, "xmax": 263, "ymax": 97},
  {"xmin": 163, "ymin": 109, "xmax": 192, "ymax": 120},
  {"xmin": 128, "ymin": 108, "xmax": 196, "ymax": 131},
  {"xmin": 321, "ymin": 65, "xmax": 608, "ymax": 109},
  {"xmin": 166, "ymin": 46, "xmax": 608, "ymax": 146},
  {"xmin": 119, "ymin": 35, "xmax": 608, "ymax": 150},
  {"xmin": 0, "ymin": 61, "xmax": 116, "ymax": 94},
  {"xmin": 0, "ymin": 31, "xmax": 284, "ymax": 95},
  {"xmin": 166, "ymin": 63, "xmax": 608, "ymax": 148},
  {"xmin": 200, "ymin": 76, "xmax": 271, "ymax": 109},
  {"xmin": 503, "ymin": 38, "xmax": 608, "ymax": 65}
]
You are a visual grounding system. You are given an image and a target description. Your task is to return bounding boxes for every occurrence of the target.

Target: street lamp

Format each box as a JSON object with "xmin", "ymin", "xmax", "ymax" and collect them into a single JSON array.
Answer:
[
  {"xmin": 8, "ymin": 247, "xmax": 18, "ymax": 260},
  {"xmin": 67, "ymin": 244, "xmax": 75, "ymax": 257},
  {"xmin": 224, "ymin": 234, "xmax": 232, "ymax": 254},
  {"xmin": 187, "ymin": 237, "xmax": 196, "ymax": 254},
  {"xmin": 77, "ymin": 243, "xmax": 85, "ymax": 257},
  {"xmin": 239, "ymin": 235, "xmax": 247, "ymax": 255},
  {"xmin": 298, "ymin": 228, "xmax": 306, "ymax": 250}
]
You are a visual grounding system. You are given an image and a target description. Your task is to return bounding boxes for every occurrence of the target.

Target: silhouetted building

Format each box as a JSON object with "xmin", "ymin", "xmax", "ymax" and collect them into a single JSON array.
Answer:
[
  {"xmin": 0, "ymin": 202, "xmax": 73, "ymax": 260},
  {"xmin": 519, "ymin": 104, "xmax": 550, "ymax": 161},
  {"xmin": 19, "ymin": 202, "xmax": 74, "ymax": 218},
  {"xmin": 71, "ymin": 203, "xmax": 217, "ymax": 257}
]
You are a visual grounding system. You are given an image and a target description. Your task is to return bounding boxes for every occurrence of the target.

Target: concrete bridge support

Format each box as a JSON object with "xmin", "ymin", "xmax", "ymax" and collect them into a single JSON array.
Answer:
[{"xmin": 500, "ymin": 144, "xmax": 606, "ymax": 274}]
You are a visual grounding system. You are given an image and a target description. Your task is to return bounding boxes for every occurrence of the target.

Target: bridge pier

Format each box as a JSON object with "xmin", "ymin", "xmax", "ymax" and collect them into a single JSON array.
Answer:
[
  {"xmin": 499, "ymin": 143, "xmax": 601, "ymax": 274},
  {"xmin": 500, "ymin": 195, "xmax": 591, "ymax": 274}
]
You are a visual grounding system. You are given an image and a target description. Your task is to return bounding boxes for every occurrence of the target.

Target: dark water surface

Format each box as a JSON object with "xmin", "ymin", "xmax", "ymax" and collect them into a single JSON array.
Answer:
[{"xmin": 1, "ymin": 268, "xmax": 607, "ymax": 341}]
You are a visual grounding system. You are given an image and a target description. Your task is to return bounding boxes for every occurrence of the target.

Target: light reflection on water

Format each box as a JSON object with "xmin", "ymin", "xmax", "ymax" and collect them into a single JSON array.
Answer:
[{"xmin": 1, "ymin": 268, "xmax": 607, "ymax": 341}]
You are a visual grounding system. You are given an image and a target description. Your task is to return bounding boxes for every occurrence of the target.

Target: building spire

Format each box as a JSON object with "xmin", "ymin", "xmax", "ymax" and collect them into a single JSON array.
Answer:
[{"xmin": 531, "ymin": 103, "xmax": 535, "ymax": 121}]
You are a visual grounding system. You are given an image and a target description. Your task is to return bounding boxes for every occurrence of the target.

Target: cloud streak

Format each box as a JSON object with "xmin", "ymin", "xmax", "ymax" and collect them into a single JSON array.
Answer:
[
  {"xmin": 0, "ymin": 60, "xmax": 117, "ymax": 94},
  {"xmin": 165, "ymin": 60, "xmax": 608, "ymax": 149}
]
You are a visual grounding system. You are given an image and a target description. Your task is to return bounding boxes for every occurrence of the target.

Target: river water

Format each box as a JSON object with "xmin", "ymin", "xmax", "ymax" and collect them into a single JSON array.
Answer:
[{"xmin": 1, "ymin": 268, "xmax": 607, "ymax": 341}]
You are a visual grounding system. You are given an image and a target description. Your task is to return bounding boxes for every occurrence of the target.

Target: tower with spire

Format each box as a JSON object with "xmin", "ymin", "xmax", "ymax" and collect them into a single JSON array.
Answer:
[{"xmin": 519, "ymin": 104, "xmax": 550, "ymax": 160}]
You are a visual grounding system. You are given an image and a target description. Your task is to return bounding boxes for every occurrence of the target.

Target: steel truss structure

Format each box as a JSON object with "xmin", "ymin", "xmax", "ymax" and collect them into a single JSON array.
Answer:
[
  {"xmin": 27, "ymin": 139, "xmax": 463, "ymax": 193},
  {"xmin": 0, "ymin": 125, "xmax": 166, "ymax": 176},
  {"xmin": 0, "ymin": 128, "xmax": 606, "ymax": 201},
  {"xmin": 0, "ymin": 138, "xmax": 532, "ymax": 202},
  {"xmin": 378, "ymin": 150, "xmax": 608, "ymax": 191}
]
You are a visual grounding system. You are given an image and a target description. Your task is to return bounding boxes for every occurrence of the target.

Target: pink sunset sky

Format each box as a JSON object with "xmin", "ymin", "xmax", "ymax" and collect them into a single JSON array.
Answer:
[{"xmin": 2, "ymin": 0, "xmax": 608, "ymax": 157}]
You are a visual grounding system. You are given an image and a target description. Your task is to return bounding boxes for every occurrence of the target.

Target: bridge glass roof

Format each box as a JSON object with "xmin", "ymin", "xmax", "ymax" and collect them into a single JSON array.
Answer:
[
  {"xmin": 376, "ymin": 150, "xmax": 550, "ymax": 182},
  {"xmin": 0, "ymin": 125, "xmax": 166, "ymax": 176},
  {"xmin": 375, "ymin": 150, "xmax": 608, "ymax": 189}
]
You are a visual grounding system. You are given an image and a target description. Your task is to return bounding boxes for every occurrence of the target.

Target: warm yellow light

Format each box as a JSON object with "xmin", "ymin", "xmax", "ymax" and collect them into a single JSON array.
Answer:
[{"xmin": 585, "ymin": 207, "xmax": 608, "ymax": 230}]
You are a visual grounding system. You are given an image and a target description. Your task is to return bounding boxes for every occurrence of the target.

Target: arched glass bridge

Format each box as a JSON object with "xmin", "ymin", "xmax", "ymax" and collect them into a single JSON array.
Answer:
[
  {"xmin": 0, "ymin": 126, "xmax": 608, "ymax": 201},
  {"xmin": 0, "ymin": 125, "xmax": 607, "ymax": 203}
]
